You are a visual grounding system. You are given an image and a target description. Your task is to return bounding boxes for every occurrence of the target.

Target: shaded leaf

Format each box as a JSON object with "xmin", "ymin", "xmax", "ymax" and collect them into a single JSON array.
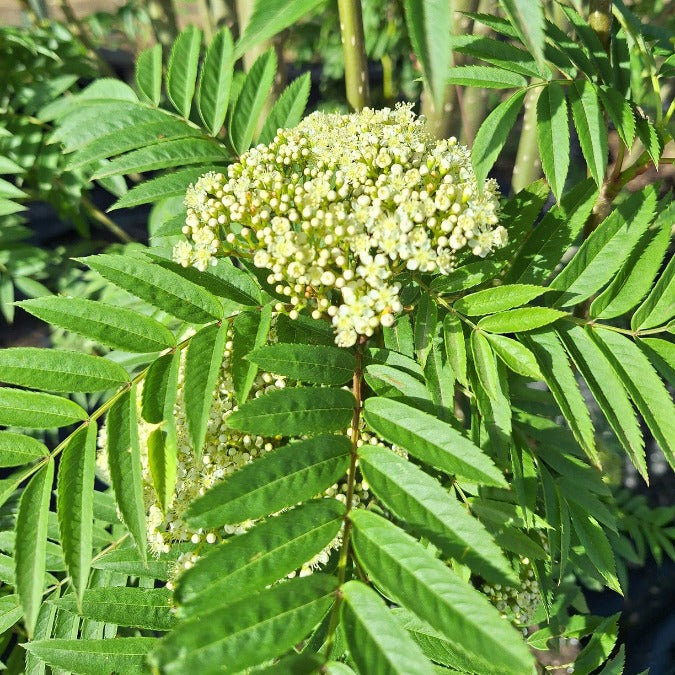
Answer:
[
  {"xmin": 568, "ymin": 80, "xmax": 607, "ymax": 186},
  {"xmin": 15, "ymin": 460, "xmax": 54, "ymax": 637},
  {"xmin": 232, "ymin": 306, "xmax": 272, "ymax": 404},
  {"xmin": 259, "ymin": 72, "xmax": 312, "ymax": 145},
  {"xmin": 135, "ymin": 44, "xmax": 162, "ymax": 105},
  {"xmin": 57, "ymin": 423, "xmax": 97, "ymax": 608},
  {"xmin": 536, "ymin": 82, "xmax": 569, "ymax": 201},
  {"xmin": 198, "ymin": 27, "xmax": 234, "ymax": 136}
]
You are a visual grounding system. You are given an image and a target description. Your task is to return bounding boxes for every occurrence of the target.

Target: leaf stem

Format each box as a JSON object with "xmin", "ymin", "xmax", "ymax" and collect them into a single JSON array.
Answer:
[
  {"xmin": 337, "ymin": 0, "xmax": 370, "ymax": 110},
  {"xmin": 323, "ymin": 340, "xmax": 364, "ymax": 657}
]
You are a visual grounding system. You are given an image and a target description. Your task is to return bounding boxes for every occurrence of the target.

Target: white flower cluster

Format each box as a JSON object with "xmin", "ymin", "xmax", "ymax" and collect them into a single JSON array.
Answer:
[
  {"xmin": 483, "ymin": 556, "xmax": 540, "ymax": 631},
  {"xmin": 174, "ymin": 104, "xmax": 505, "ymax": 347}
]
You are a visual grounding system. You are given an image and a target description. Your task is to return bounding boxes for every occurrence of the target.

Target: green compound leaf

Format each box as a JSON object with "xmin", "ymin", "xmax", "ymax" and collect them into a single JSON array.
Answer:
[
  {"xmin": 227, "ymin": 386, "xmax": 355, "ymax": 437},
  {"xmin": 446, "ymin": 65, "xmax": 527, "ymax": 89},
  {"xmin": 141, "ymin": 351, "xmax": 181, "ymax": 425},
  {"xmin": 150, "ymin": 574, "xmax": 337, "ymax": 674},
  {"xmin": 568, "ymin": 80, "xmax": 608, "ymax": 187},
  {"xmin": 568, "ymin": 502, "xmax": 621, "ymax": 594},
  {"xmin": 363, "ymin": 397, "xmax": 506, "ymax": 487},
  {"xmin": 110, "ymin": 166, "xmax": 219, "ymax": 211},
  {"xmin": 147, "ymin": 427, "xmax": 177, "ymax": 516},
  {"xmin": 350, "ymin": 510, "xmax": 534, "ymax": 675},
  {"xmin": 635, "ymin": 115, "xmax": 662, "ymax": 168},
  {"xmin": 443, "ymin": 313, "xmax": 467, "ymax": 387},
  {"xmin": 198, "ymin": 27, "xmax": 234, "ymax": 136},
  {"xmin": 591, "ymin": 204, "xmax": 672, "ymax": 319},
  {"xmin": 551, "ymin": 185, "xmax": 657, "ymax": 307},
  {"xmin": 15, "ymin": 459, "xmax": 54, "ymax": 637},
  {"xmin": 248, "ymin": 343, "xmax": 355, "ymax": 385},
  {"xmin": 0, "ymin": 432, "xmax": 47, "ymax": 467},
  {"xmin": 341, "ymin": 580, "xmax": 434, "ymax": 675},
  {"xmin": 176, "ymin": 499, "xmax": 343, "ymax": 615},
  {"xmin": 392, "ymin": 608, "xmax": 484, "ymax": 673},
  {"xmin": 57, "ymin": 423, "xmax": 97, "ymax": 609},
  {"xmin": 477, "ymin": 307, "xmax": 566, "ymax": 333},
  {"xmin": 485, "ymin": 333, "xmax": 543, "ymax": 380},
  {"xmin": 523, "ymin": 330, "xmax": 597, "ymax": 466},
  {"xmin": 454, "ymin": 283, "xmax": 547, "ymax": 316},
  {"xmin": 559, "ymin": 325, "xmax": 646, "ymax": 479},
  {"xmin": 413, "ymin": 291, "xmax": 437, "ymax": 368},
  {"xmin": 24, "ymin": 593, "xmax": 58, "ymax": 674},
  {"xmin": 17, "ymin": 296, "xmax": 176, "ymax": 353},
  {"xmin": 472, "ymin": 89, "xmax": 526, "ymax": 186},
  {"xmin": 81, "ymin": 253, "xmax": 223, "ymax": 324},
  {"xmin": 597, "ymin": 86, "xmax": 635, "ymax": 149},
  {"xmin": 67, "ymin": 118, "xmax": 201, "ymax": 170},
  {"xmin": 135, "ymin": 44, "xmax": 162, "ymax": 106},
  {"xmin": 91, "ymin": 138, "xmax": 227, "ymax": 179},
  {"xmin": 404, "ymin": 0, "xmax": 451, "ymax": 107},
  {"xmin": 186, "ymin": 435, "xmax": 350, "ymax": 528},
  {"xmin": 0, "ymin": 388, "xmax": 87, "ymax": 429},
  {"xmin": 230, "ymin": 48, "xmax": 277, "ymax": 155},
  {"xmin": 536, "ymin": 82, "xmax": 570, "ymax": 202},
  {"xmin": 640, "ymin": 337, "xmax": 675, "ymax": 384},
  {"xmin": 24, "ymin": 638, "xmax": 156, "ymax": 675},
  {"xmin": 259, "ymin": 72, "xmax": 312, "ymax": 146},
  {"xmin": 55, "ymin": 588, "xmax": 175, "ymax": 631},
  {"xmin": 359, "ymin": 445, "xmax": 516, "ymax": 585},
  {"xmin": 184, "ymin": 321, "xmax": 228, "ymax": 455},
  {"xmin": 106, "ymin": 388, "xmax": 147, "ymax": 561},
  {"xmin": 166, "ymin": 25, "xmax": 202, "ymax": 118},
  {"xmin": 632, "ymin": 255, "xmax": 675, "ymax": 332},
  {"xmin": 507, "ymin": 177, "xmax": 598, "ymax": 285},
  {"xmin": 499, "ymin": 0, "xmax": 546, "ymax": 72},
  {"xmin": 234, "ymin": 0, "xmax": 326, "ymax": 60},
  {"xmin": 232, "ymin": 306, "xmax": 272, "ymax": 404},
  {"xmin": 0, "ymin": 347, "xmax": 128, "ymax": 393},
  {"xmin": 593, "ymin": 329, "xmax": 674, "ymax": 471},
  {"xmin": 449, "ymin": 35, "xmax": 545, "ymax": 79}
]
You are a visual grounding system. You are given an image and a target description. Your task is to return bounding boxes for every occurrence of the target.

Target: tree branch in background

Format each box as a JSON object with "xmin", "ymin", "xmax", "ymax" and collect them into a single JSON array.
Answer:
[
  {"xmin": 511, "ymin": 86, "xmax": 542, "ymax": 192},
  {"xmin": 147, "ymin": 0, "xmax": 179, "ymax": 48}
]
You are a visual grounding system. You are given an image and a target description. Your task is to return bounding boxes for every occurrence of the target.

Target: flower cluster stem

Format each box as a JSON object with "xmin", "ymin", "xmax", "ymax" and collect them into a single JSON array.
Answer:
[{"xmin": 337, "ymin": 0, "xmax": 370, "ymax": 110}]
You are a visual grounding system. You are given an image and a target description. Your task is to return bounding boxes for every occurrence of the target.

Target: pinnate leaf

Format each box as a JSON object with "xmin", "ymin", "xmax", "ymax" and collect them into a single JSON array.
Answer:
[
  {"xmin": 230, "ymin": 49, "xmax": 277, "ymax": 155},
  {"xmin": 106, "ymin": 388, "xmax": 147, "ymax": 560},
  {"xmin": 227, "ymin": 386, "xmax": 355, "ymax": 437},
  {"xmin": 454, "ymin": 283, "xmax": 547, "ymax": 316},
  {"xmin": 472, "ymin": 89, "xmax": 526, "ymax": 186},
  {"xmin": 248, "ymin": 343, "xmax": 355, "ymax": 385},
  {"xmin": 568, "ymin": 80, "xmax": 607, "ymax": 186},
  {"xmin": 0, "ymin": 432, "xmax": 47, "ymax": 467},
  {"xmin": 359, "ymin": 445, "xmax": 516, "ymax": 585},
  {"xmin": 536, "ymin": 82, "xmax": 569, "ymax": 201},
  {"xmin": 341, "ymin": 580, "xmax": 434, "ymax": 675},
  {"xmin": 258, "ymin": 72, "xmax": 312, "ymax": 145},
  {"xmin": 363, "ymin": 397, "xmax": 506, "ymax": 486},
  {"xmin": 186, "ymin": 435, "xmax": 350, "ymax": 528},
  {"xmin": 17, "ymin": 296, "xmax": 176, "ymax": 353},
  {"xmin": 81, "ymin": 253, "xmax": 223, "ymax": 323},
  {"xmin": 184, "ymin": 321, "xmax": 228, "ymax": 454},
  {"xmin": 15, "ymin": 460, "xmax": 54, "ymax": 637},
  {"xmin": 176, "ymin": 499, "xmax": 343, "ymax": 614},
  {"xmin": 57, "ymin": 423, "xmax": 97, "ymax": 609},
  {"xmin": 135, "ymin": 44, "xmax": 162, "ymax": 105},
  {"xmin": 166, "ymin": 26, "xmax": 202, "ymax": 118},
  {"xmin": 350, "ymin": 510, "xmax": 534, "ymax": 675},
  {"xmin": 198, "ymin": 27, "xmax": 234, "ymax": 136},
  {"xmin": 24, "ymin": 638, "xmax": 156, "ymax": 675},
  {"xmin": 56, "ymin": 587, "xmax": 175, "ymax": 631},
  {"xmin": 0, "ymin": 388, "xmax": 87, "ymax": 429},
  {"xmin": 150, "ymin": 575, "xmax": 337, "ymax": 674},
  {"xmin": 0, "ymin": 347, "xmax": 128, "ymax": 393}
]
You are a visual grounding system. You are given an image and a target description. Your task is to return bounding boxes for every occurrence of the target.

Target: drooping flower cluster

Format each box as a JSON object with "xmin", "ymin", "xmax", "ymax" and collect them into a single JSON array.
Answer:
[{"xmin": 174, "ymin": 104, "xmax": 505, "ymax": 347}]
